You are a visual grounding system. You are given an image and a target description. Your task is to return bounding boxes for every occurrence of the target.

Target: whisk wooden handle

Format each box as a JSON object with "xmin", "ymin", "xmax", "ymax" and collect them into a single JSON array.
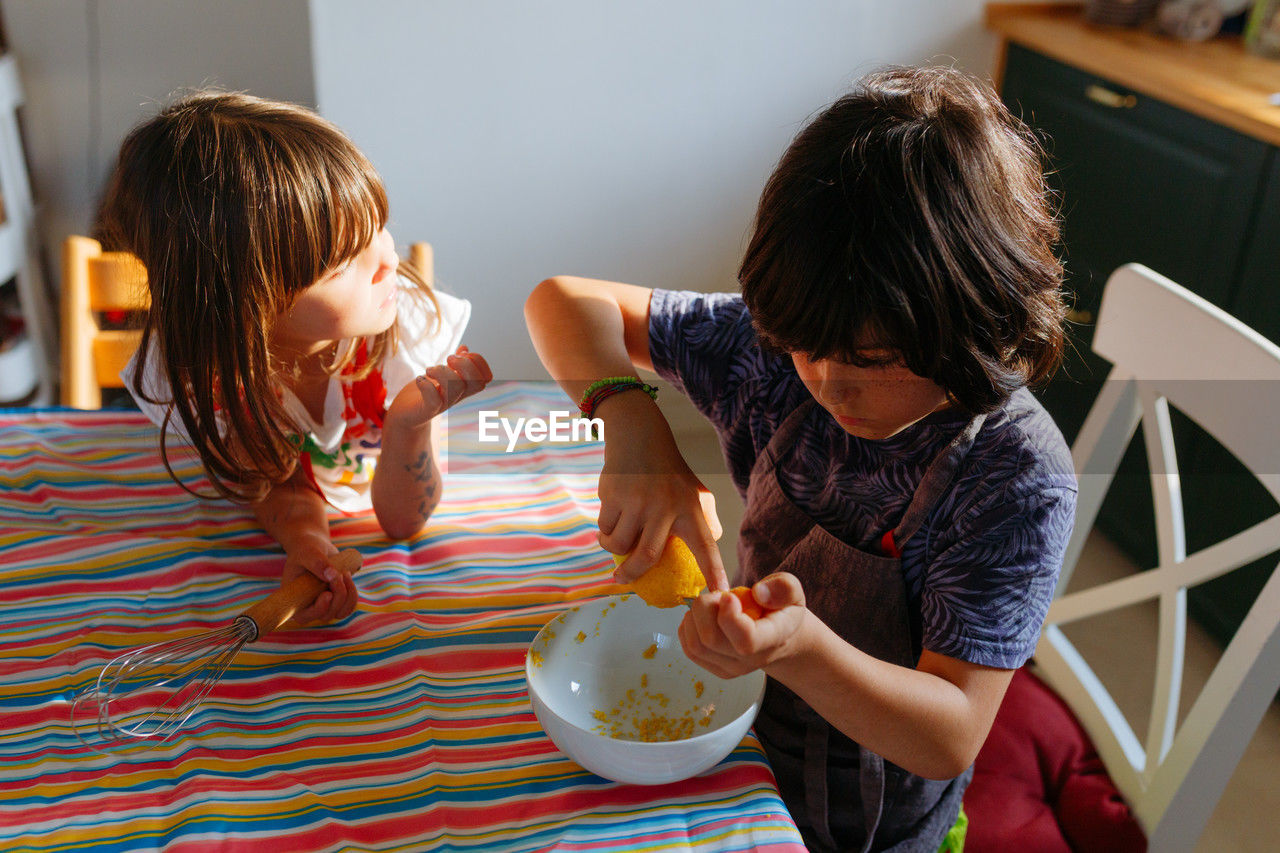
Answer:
[{"xmin": 241, "ymin": 548, "xmax": 363, "ymax": 637}]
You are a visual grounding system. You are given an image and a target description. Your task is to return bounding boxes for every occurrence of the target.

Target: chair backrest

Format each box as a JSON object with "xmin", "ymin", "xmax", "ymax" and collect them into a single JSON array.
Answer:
[
  {"xmin": 59, "ymin": 236, "xmax": 437, "ymax": 409},
  {"xmin": 1035, "ymin": 263, "xmax": 1280, "ymax": 852},
  {"xmin": 60, "ymin": 235, "xmax": 149, "ymax": 409}
]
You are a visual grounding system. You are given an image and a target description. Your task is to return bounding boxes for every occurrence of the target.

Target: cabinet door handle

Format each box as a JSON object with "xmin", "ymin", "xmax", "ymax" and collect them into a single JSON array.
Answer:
[
  {"xmin": 1066, "ymin": 308, "xmax": 1095, "ymax": 324},
  {"xmin": 1085, "ymin": 84, "xmax": 1137, "ymax": 109}
]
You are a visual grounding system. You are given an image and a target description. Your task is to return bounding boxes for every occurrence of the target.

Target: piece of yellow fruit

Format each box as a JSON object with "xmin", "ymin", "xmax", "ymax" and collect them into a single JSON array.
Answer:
[
  {"xmin": 730, "ymin": 586, "xmax": 767, "ymax": 619},
  {"xmin": 614, "ymin": 536, "xmax": 706, "ymax": 609}
]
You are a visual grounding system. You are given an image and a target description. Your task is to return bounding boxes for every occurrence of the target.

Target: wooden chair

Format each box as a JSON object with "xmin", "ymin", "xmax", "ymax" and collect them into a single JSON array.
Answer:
[
  {"xmin": 60, "ymin": 236, "xmax": 436, "ymax": 409},
  {"xmin": 1033, "ymin": 263, "xmax": 1280, "ymax": 850},
  {"xmin": 408, "ymin": 242, "xmax": 433, "ymax": 287},
  {"xmin": 60, "ymin": 235, "xmax": 149, "ymax": 409}
]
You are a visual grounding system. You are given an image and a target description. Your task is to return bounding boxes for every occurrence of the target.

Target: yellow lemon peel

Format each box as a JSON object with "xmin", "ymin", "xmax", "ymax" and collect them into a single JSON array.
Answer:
[
  {"xmin": 613, "ymin": 536, "xmax": 706, "ymax": 608},
  {"xmin": 590, "ymin": 672, "xmax": 719, "ymax": 742}
]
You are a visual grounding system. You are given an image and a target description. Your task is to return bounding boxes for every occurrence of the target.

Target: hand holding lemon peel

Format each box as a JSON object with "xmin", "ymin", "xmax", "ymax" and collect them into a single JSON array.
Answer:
[
  {"xmin": 613, "ymin": 535, "xmax": 705, "ymax": 608},
  {"xmin": 613, "ymin": 535, "xmax": 771, "ymax": 619},
  {"xmin": 726, "ymin": 587, "xmax": 769, "ymax": 619},
  {"xmin": 679, "ymin": 586, "xmax": 769, "ymax": 619}
]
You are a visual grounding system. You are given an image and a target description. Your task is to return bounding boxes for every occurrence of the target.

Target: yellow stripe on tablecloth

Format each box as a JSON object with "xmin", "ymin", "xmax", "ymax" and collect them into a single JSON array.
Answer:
[{"xmin": 0, "ymin": 387, "xmax": 805, "ymax": 852}]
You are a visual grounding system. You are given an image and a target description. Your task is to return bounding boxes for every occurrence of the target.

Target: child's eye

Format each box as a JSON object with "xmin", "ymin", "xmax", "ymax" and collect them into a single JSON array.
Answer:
[
  {"xmin": 839, "ymin": 350, "xmax": 901, "ymax": 368},
  {"xmin": 864, "ymin": 355, "xmax": 902, "ymax": 368}
]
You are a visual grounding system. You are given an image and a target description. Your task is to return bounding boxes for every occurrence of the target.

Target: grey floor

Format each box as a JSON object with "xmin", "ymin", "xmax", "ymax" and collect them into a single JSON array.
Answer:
[{"xmin": 664, "ymin": 396, "xmax": 1279, "ymax": 853}]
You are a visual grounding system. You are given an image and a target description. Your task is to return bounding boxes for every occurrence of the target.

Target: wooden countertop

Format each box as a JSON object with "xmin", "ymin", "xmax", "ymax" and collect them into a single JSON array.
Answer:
[{"xmin": 985, "ymin": 2, "xmax": 1280, "ymax": 146}]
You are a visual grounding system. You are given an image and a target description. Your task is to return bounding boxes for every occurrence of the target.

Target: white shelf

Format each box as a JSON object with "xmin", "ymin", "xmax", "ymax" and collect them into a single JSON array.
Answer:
[
  {"xmin": 0, "ymin": 53, "xmax": 54, "ymax": 406},
  {"xmin": 0, "ymin": 333, "xmax": 37, "ymax": 403}
]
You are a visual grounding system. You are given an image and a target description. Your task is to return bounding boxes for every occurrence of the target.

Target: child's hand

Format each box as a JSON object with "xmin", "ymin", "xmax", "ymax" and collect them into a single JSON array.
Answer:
[
  {"xmin": 283, "ymin": 538, "xmax": 359, "ymax": 626},
  {"xmin": 678, "ymin": 572, "xmax": 809, "ymax": 679},
  {"xmin": 388, "ymin": 346, "xmax": 493, "ymax": 428},
  {"xmin": 595, "ymin": 396, "xmax": 727, "ymax": 590}
]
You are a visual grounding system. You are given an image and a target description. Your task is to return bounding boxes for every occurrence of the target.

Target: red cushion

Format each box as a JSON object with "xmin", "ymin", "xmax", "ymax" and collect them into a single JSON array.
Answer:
[{"xmin": 964, "ymin": 667, "xmax": 1147, "ymax": 852}]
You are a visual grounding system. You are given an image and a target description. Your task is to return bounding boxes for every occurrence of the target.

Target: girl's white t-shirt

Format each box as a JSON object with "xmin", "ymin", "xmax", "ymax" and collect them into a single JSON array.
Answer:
[{"xmin": 127, "ymin": 277, "xmax": 471, "ymax": 512}]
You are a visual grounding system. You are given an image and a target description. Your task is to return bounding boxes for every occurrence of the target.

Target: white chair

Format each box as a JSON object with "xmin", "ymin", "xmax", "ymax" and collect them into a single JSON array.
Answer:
[{"xmin": 1035, "ymin": 263, "xmax": 1280, "ymax": 851}]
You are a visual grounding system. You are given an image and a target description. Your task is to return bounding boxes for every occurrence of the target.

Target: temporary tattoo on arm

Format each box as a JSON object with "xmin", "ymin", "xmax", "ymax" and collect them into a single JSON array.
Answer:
[
  {"xmin": 406, "ymin": 447, "xmax": 442, "ymax": 517},
  {"xmin": 405, "ymin": 448, "xmax": 432, "ymax": 475},
  {"xmin": 266, "ymin": 483, "xmax": 299, "ymax": 527}
]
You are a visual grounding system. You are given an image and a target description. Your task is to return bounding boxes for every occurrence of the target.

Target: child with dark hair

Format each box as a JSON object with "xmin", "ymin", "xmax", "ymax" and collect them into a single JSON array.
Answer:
[
  {"xmin": 98, "ymin": 91, "xmax": 492, "ymax": 626},
  {"xmin": 525, "ymin": 66, "xmax": 1076, "ymax": 851}
]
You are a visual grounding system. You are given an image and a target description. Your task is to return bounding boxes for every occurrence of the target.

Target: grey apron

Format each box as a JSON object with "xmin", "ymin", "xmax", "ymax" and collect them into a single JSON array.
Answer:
[{"xmin": 738, "ymin": 399, "xmax": 986, "ymax": 852}]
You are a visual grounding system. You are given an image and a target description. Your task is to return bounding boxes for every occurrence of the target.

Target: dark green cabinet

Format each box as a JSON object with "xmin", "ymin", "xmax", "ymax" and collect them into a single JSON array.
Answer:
[
  {"xmin": 1189, "ymin": 154, "xmax": 1280, "ymax": 645},
  {"xmin": 1000, "ymin": 44, "xmax": 1279, "ymax": 648},
  {"xmin": 1234, "ymin": 155, "xmax": 1280, "ymax": 344}
]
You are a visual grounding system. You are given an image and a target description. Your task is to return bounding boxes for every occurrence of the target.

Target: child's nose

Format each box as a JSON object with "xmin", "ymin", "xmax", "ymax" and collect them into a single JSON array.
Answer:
[
  {"xmin": 373, "ymin": 258, "xmax": 395, "ymax": 284},
  {"xmin": 373, "ymin": 240, "xmax": 399, "ymax": 283},
  {"xmin": 819, "ymin": 374, "xmax": 857, "ymax": 405},
  {"xmin": 382, "ymin": 231, "xmax": 400, "ymax": 265}
]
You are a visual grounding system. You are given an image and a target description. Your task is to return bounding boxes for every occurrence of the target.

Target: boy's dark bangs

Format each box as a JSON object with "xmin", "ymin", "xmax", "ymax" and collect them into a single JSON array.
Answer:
[{"xmin": 745, "ymin": 250, "xmax": 920, "ymax": 368}]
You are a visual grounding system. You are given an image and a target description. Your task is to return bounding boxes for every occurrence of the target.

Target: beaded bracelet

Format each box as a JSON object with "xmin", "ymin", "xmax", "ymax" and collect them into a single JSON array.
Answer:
[{"xmin": 577, "ymin": 376, "xmax": 659, "ymax": 419}]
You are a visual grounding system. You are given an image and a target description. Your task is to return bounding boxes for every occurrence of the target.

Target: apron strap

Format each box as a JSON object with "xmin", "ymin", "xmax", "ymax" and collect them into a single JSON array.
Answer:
[
  {"xmin": 756, "ymin": 398, "xmax": 818, "ymax": 473},
  {"xmin": 890, "ymin": 412, "xmax": 988, "ymax": 548},
  {"xmin": 858, "ymin": 751, "xmax": 887, "ymax": 853},
  {"xmin": 760, "ymin": 400, "xmax": 988, "ymax": 556},
  {"xmin": 800, "ymin": 703, "xmax": 840, "ymax": 851}
]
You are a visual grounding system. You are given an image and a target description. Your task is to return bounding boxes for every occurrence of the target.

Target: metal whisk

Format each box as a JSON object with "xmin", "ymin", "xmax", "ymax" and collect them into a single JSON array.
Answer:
[{"xmin": 72, "ymin": 548, "xmax": 362, "ymax": 745}]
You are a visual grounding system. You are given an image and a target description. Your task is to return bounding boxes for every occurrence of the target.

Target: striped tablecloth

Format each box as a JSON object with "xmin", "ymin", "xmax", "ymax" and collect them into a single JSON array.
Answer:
[{"xmin": 0, "ymin": 382, "xmax": 803, "ymax": 852}]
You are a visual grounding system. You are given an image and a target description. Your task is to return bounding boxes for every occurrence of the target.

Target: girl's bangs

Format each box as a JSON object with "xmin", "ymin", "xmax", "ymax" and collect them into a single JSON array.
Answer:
[{"xmin": 324, "ymin": 168, "xmax": 388, "ymax": 271}]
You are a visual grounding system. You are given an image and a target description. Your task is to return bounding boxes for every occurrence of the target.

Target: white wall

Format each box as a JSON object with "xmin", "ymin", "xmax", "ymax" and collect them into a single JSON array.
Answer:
[
  {"xmin": 310, "ymin": 0, "xmax": 1004, "ymax": 381},
  {"xmin": 2, "ymin": 0, "xmax": 314, "ymax": 280},
  {"xmin": 3, "ymin": 1, "xmax": 1043, "ymax": 389}
]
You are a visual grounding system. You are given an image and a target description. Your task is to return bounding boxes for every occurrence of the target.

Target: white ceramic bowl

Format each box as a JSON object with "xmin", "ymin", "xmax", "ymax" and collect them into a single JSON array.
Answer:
[{"xmin": 525, "ymin": 593, "xmax": 766, "ymax": 785}]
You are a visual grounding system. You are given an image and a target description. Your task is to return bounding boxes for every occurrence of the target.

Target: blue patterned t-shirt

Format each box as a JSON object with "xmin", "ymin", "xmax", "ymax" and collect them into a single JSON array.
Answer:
[{"xmin": 649, "ymin": 289, "xmax": 1077, "ymax": 669}]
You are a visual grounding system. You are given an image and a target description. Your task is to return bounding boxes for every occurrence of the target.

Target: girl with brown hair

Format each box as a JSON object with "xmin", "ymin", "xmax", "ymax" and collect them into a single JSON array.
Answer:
[
  {"xmin": 98, "ymin": 91, "xmax": 491, "ymax": 626},
  {"xmin": 526, "ymin": 66, "xmax": 1076, "ymax": 851}
]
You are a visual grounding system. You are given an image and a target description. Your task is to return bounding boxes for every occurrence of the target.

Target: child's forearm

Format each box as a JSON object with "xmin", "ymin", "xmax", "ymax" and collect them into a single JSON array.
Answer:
[
  {"xmin": 251, "ymin": 468, "xmax": 333, "ymax": 553},
  {"xmin": 526, "ymin": 276, "xmax": 666, "ymax": 440},
  {"xmin": 371, "ymin": 416, "xmax": 441, "ymax": 540},
  {"xmin": 525, "ymin": 276, "xmax": 727, "ymax": 587},
  {"xmin": 770, "ymin": 613, "xmax": 1009, "ymax": 780},
  {"xmin": 525, "ymin": 276, "xmax": 655, "ymax": 398},
  {"xmin": 250, "ymin": 467, "xmax": 356, "ymax": 626}
]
